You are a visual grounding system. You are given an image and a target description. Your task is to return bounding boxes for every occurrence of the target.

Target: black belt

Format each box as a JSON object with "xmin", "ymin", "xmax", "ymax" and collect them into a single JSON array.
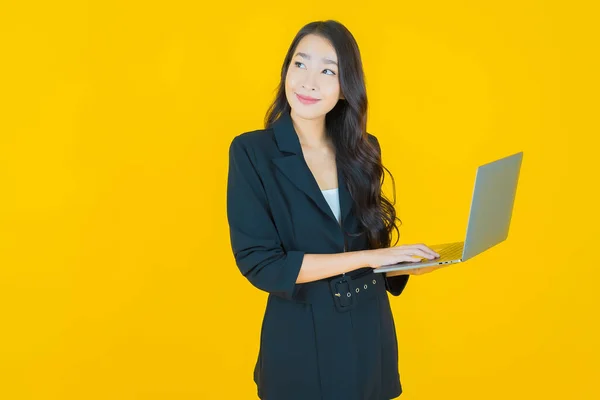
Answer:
[{"xmin": 294, "ymin": 268, "xmax": 385, "ymax": 313}]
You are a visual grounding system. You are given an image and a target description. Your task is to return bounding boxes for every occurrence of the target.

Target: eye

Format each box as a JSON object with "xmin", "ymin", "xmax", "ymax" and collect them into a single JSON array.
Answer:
[{"xmin": 294, "ymin": 61, "xmax": 337, "ymax": 76}]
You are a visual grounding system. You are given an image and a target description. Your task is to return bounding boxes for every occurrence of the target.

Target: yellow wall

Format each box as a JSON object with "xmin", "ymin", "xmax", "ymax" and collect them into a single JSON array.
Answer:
[{"xmin": 1, "ymin": 1, "xmax": 598, "ymax": 399}]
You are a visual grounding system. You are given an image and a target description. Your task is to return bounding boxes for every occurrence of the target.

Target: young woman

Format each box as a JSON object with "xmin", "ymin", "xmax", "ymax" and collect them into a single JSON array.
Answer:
[{"xmin": 227, "ymin": 20, "xmax": 444, "ymax": 400}]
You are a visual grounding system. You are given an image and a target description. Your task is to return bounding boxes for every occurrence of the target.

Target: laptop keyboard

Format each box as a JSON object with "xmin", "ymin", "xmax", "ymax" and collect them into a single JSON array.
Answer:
[{"xmin": 435, "ymin": 242, "xmax": 464, "ymax": 261}]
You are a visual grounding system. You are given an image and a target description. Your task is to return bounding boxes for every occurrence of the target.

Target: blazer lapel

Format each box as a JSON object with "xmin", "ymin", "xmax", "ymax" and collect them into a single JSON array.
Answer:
[{"xmin": 271, "ymin": 110, "xmax": 352, "ymax": 225}]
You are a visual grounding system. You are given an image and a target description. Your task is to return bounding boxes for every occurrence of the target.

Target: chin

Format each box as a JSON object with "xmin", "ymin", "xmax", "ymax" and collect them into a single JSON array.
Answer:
[{"xmin": 291, "ymin": 107, "xmax": 327, "ymax": 120}]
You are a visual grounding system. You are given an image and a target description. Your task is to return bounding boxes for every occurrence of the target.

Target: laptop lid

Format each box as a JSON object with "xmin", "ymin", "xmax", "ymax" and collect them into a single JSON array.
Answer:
[{"xmin": 462, "ymin": 151, "xmax": 523, "ymax": 261}]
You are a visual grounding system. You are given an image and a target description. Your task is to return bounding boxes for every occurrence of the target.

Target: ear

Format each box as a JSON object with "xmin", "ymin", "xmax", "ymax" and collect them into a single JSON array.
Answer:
[{"xmin": 339, "ymin": 92, "xmax": 345, "ymax": 100}]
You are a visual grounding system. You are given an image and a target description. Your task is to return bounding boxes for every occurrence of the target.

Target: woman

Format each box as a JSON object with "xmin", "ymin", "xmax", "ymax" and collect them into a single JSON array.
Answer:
[{"xmin": 227, "ymin": 20, "xmax": 444, "ymax": 400}]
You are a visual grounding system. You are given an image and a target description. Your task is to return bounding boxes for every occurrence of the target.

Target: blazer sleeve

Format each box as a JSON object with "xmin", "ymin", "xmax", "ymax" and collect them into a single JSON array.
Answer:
[
  {"xmin": 226, "ymin": 136, "xmax": 305, "ymax": 300},
  {"xmin": 368, "ymin": 134, "xmax": 410, "ymax": 297}
]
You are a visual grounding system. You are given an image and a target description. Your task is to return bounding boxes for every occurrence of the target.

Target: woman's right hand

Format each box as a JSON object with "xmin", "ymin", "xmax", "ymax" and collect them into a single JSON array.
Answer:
[{"xmin": 366, "ymin": 243, "xmax": 440, "ymax": 269}]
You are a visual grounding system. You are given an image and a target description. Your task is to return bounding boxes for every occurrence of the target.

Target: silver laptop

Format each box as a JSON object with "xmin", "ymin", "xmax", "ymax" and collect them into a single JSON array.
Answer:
[{"xmin": 373, "ymin": 151, "xmax": 523, "ymax": 273}]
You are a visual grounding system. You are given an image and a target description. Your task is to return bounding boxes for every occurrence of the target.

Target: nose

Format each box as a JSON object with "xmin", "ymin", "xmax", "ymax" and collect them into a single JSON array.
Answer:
[{"xmin": 301, "ymin": 71, "xmax": 318, "ymax": 91}]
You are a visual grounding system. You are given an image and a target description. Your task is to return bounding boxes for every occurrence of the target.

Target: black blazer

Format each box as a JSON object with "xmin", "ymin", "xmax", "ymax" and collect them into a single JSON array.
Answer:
[{"xmin": 226, "ymin": 110, "xmax": 409, "ymax": 300}]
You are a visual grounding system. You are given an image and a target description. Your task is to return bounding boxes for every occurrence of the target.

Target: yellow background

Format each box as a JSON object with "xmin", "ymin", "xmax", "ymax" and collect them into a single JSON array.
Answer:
[{"xmin": 1, "ymin": 1, "xmax": 598, "ymax": 399}]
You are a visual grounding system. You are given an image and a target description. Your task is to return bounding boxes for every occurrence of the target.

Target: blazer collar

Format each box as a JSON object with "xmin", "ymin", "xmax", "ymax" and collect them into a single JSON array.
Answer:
[{"xmin": 271, "ymin": 110, "xmax": 353, "ymax": 226}]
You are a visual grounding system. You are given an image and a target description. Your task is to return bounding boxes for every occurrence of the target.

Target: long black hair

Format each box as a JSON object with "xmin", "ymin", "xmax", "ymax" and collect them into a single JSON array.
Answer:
[{"xmin": 264, "ymin": 20, "xmax": 402, "ymax": 249}]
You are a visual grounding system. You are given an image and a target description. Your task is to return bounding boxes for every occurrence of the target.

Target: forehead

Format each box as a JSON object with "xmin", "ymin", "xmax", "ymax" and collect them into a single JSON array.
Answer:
[{"xmin": 294, "ymin": 34, "xmax": 338, "ymax": 62}]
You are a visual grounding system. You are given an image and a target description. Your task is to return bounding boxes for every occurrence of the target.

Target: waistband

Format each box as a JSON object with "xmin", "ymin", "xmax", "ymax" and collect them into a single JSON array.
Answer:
[{"xmin": 294, "ymin": 268, "xmax": 385, "ymax": 313}]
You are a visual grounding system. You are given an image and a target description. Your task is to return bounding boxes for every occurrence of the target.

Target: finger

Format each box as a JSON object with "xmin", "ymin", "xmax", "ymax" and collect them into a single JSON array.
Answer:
[
  {"xmin": 419, "ymin": 267, "xmax": 437, "ymax": 274},
  {"xmin": 401, "ymin": 245, "xmax": 433, "ymax": 258},
  {"xmin": 419, "ymin": 244, "xmax": 440, "ymax": 257},
  {"xmin": 412, "ymin": 266, "xmax": 438, "ymax": 275},
  {"xmin": 414, "ymin": 244, "xmax": 440, "ymax": 257},
  {"xmin": 411, "ymin": 249, "xmax": 436, "ymax": 259},
  {"xmin": 396, "ymin": 247, "xmax": 433, "ymax": 260}
]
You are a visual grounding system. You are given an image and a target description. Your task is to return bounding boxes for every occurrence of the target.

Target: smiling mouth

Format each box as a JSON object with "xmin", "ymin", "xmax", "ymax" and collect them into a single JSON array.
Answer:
[{"xmin": 295, "ymin": 93, "xmax": 321, "ymax": 103}]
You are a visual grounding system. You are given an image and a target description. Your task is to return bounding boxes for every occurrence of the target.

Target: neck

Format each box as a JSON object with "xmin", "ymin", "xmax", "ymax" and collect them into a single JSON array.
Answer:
[{"xmin": 290, "ymin": 109, "xmax": 329, "ymax": 149}]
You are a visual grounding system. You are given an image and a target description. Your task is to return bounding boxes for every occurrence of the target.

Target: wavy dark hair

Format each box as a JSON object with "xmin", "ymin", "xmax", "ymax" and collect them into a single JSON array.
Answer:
[{"xmin": 264, "ymin": 20, "xmax": 402, "ymax": 249}]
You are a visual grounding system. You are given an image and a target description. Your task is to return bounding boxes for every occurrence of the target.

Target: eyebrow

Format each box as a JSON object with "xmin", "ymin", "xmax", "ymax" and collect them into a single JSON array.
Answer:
[{"xmin": 294, "ymin": 52, "xmax": 338, "ymax": 66}]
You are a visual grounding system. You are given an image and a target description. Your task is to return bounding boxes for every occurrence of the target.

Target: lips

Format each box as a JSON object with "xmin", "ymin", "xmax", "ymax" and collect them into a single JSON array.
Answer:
[
  {"xmin": 296, "ymin": 93, "xmax": 319, "ymax": 101},
  {"xmin": 295, "ymin": 93, "xmax": 321, "ymax": 105}
]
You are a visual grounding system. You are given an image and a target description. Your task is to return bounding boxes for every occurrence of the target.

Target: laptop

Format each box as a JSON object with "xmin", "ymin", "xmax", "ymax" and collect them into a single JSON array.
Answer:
[{"xmin": 373, "ymin": 151, "xmax": 523, "ymax": 273}]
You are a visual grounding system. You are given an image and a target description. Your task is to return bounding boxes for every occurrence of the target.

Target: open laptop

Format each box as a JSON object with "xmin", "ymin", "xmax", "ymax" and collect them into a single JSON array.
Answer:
[{"xmin": 373, "ymin": 151, "xmax": 523, "ymax": 273}]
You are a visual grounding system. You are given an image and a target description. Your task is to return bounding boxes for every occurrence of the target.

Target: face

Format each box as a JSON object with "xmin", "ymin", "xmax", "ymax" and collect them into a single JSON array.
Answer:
[{"xmin": 285, "ymin": 34, "xmax": 344, "ymax": 120}]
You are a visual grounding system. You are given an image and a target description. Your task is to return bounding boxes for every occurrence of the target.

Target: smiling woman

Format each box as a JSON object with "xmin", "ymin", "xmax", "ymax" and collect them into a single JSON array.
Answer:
[{"xmin": 227, "ymin": 19, "xmax": 438, "ymax": 400}]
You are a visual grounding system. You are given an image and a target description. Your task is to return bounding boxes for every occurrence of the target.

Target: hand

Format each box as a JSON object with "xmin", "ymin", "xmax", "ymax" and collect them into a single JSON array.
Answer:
[{"xmin": 366, "ymin": 243, "xmax": 441, "ymax": 269}]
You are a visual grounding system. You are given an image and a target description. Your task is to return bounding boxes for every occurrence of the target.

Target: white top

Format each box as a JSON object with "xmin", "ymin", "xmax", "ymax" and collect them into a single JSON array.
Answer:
[{"xmin": 321, "ymin": 188, "xmax": 342, "ymax": 225}]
